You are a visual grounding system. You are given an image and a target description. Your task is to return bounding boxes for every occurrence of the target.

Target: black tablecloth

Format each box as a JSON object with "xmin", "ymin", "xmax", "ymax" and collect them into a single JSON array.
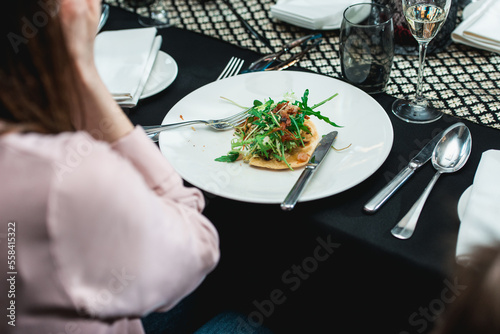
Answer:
[{"xmin": 105, "ymin": 7, "xmax": 500, "ymax": 333}]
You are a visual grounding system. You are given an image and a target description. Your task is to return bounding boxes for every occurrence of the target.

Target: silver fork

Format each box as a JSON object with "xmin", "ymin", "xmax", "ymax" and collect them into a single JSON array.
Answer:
[
  {"xmin": 143, "ymin": 107, "xmax": 250, "ymax": 134},
  {"xmin": 146, "ymin": 57, "xmax": 245, "ymax": 141},
  {"xmin": 216, "ymin": 57, "xmax": 245, "ymax": 80}
]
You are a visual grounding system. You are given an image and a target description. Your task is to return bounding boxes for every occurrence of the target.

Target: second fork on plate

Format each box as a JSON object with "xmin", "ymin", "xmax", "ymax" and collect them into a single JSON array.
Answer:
[{"xmin": 143, "ymin": 107, "xmax": 250, "ymax": 142}]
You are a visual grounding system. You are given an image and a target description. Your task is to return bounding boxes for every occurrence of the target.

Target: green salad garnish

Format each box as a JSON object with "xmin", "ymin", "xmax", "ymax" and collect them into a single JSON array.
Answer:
[{"xmin": 215, "ymin": 89, "xmax": 340, "ymax": 170}]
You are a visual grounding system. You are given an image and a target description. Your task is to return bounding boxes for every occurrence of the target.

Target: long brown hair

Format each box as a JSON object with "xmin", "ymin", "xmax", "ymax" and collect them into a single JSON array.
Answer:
[{"xmin": 0, "ymin": 0, "xmax": 80, "ymax": 134}]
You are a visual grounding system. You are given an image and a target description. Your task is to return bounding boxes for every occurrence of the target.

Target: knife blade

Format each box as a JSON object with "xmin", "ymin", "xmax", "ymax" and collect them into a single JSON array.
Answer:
[
  {"xmin": 363, "ymin": 128, "xmax": 445, "ymax": 213},
  {"xmin": 281, "ymin": 131, "xmax": 338, "ymax": 211}
]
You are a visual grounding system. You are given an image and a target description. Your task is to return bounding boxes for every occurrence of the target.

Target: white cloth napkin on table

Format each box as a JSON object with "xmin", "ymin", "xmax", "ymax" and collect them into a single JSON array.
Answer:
[
  {"xmin": 451, "ymin": 0, "xmax": 500, "ymax": 54},
  {"xmin": 456, "ymin": 149, "xmax": 500, "ymax": 263},
  {"xmin": 270, "ymin": 0, "xmax": 359, "ymax": 30},
  {"xmin": 94, "ymin": 27, "xmax": 161, "ymax": 108}
]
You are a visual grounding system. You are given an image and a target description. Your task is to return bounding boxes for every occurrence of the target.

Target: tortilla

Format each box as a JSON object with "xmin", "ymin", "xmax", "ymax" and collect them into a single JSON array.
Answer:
[{"xmin": 249, "ymin": 120, "xmax": 319, "ymax": 169}]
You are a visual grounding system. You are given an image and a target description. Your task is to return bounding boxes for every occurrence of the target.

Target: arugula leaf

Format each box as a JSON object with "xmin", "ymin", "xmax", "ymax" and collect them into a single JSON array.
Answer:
[
  {"xmin": 290, "ymin": 117, "xmax": 305, "ymax": 146},
  {"xmin": 305, "ymin": 109, "xmax": 342, "ymax": 128},
  {"xmin": 255, "ymin": 135, "xmax": 270, "ymax": 159},
  {"xmin": 215, "ymin": 151, "xmax": 239, "ymax": 162},
  {"xmin": 311, "ymin": 93, "xmax": 338, "ymax": 110},
  {"xmin": 300, "ymin": 89, "xmax": 310, "ymax": 109}
]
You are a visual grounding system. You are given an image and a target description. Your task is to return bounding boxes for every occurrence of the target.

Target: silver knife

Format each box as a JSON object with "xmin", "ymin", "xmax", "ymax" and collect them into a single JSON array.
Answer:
[
  {"xmin": 281, "ymin": 131, "xmax": 338, "ymax": 211},
  {"xmin": 363, "ymin": 129, "xmax": 445, "ymax": 213}
]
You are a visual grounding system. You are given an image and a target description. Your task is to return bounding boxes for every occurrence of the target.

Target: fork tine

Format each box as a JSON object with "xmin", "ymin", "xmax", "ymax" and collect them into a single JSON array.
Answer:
[
  {"xmin": 220, "ymin": 108, "xmax": 250, "ymax": 122},
  {"xmin": 216, "ymin": 57, "xmax": 236, "ymax": 81},
  {"xmin": 235, "ymin": 58, "xmax": 244, "ymax": 75},
  {"xmin": 215, "ymin": 114, "xmax": 248, "ymax": 130},
  {"xmin": 230, "ymin": 112, "xmax": 249, "ymax": 124},
  {"xmin": 224, "ymin": 114, "xmax": 248, "ymax": 126},
  {"xmin": 232, "ymin": 114, "xmax": 249, "ymax": 125},
  {"xmin": 216, "ymin": 57, "xmax": 244, "ymax": 81},
  {"xmin": 227, "ymin": 58, "xmax": 244, "ymax": 78}
]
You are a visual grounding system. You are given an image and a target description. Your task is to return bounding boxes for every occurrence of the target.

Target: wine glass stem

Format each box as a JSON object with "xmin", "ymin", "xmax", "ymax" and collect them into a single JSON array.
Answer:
[{"xmin": 415, "ymin": 41, "xmax": 429, "ymax": 101}]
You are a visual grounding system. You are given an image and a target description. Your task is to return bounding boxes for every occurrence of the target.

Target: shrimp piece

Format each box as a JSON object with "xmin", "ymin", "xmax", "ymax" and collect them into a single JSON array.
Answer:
[{"xmin": 297, "ymin": 152, "xmax": 309, "ymax": 163}]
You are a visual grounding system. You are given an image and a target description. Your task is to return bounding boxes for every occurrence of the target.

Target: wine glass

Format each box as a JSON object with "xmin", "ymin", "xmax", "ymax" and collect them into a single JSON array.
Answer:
[
  {"xmin": 392, "ymin": 0, "xmax": 452, "ymax": 123},
  {"xmin": 125, "ymin": 0, "xmax": 171, "ymax": 28}
]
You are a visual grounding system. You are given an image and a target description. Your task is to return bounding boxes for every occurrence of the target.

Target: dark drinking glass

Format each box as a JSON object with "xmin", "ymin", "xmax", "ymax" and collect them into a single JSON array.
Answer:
[
  {"xmin": 339, "ymin": 3, "xmax": 395, "ymax": 94},
  {"xmin": 125, "ymin": 0, "xmax": 155, "ymax": 9}
]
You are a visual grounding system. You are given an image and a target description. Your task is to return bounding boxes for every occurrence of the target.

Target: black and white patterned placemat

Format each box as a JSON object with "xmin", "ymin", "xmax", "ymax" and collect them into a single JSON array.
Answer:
[{"xmin": 107, "ymin": 0, "xmax": 500, "ymax": 129}]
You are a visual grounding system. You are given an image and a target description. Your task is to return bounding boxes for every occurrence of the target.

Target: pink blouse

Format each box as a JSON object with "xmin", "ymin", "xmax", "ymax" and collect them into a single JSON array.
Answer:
[{"xmin": 0, "ymin": 127, "xmax": 220, "ymax": 334}]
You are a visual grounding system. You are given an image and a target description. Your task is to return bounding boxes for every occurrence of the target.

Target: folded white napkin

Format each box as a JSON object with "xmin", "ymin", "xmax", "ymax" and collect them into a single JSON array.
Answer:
[
  {"xmin": 270, "ymin": 0, "xmax": 358, "ymax": 30},
  {"xmin": 456, "ymin": 149, "xmax": 500, "ymax": 262},
  {"xmin": 94, "ymin": 27, "xmax": 161, "ymax": 107},
  {"xmin": 452, "ymin": 0, "xmax": 500, "ymax": 54}
]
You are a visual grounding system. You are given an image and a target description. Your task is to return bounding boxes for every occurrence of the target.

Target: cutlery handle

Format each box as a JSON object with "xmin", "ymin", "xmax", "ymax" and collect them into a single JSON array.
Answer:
[
  {"xmin": 221, "ymin": 0, "xmax": 274, "ymax": 52},
  {"xmin": 142, "ymin": 120, "xmax": 202, "ymax": 135},
  {"xmin": 391, "ymin": 171, "xmax": 442, "ymax": 239},
  {"xmin": 281, "ymin": 167, "xmax": 315, "ymax": 211},
  {"xmin": 364, "ymin": 166, "xmax": 415, "ymax": 213}
]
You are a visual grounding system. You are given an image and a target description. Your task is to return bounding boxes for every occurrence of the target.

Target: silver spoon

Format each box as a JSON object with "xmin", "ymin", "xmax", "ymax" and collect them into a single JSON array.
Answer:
[{"xmin": 391, "ymin": 122, "xmax": 472, "ymax": 239}]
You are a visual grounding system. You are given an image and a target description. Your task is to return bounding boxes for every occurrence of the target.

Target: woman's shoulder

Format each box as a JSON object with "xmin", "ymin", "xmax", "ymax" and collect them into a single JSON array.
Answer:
[
  {"xmin": 0, "ymin": 130, "xmax": 110, "ymax": 163},
  {"xmin": 0, "ymin": 130, "xmax": 126, "ymax": 188}
]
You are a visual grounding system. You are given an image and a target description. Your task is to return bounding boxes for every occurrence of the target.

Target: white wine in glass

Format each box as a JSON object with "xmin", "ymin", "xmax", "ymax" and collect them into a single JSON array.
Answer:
[{"xmin": 392, "ymin": 0, "xmax": 451, "ymax": 123}]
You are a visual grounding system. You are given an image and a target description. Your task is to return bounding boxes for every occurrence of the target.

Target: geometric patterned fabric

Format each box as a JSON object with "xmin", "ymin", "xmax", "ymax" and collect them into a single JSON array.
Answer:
[{"xmin": 107, "ymin": 0, "xmax": 500, "ymax": 129}]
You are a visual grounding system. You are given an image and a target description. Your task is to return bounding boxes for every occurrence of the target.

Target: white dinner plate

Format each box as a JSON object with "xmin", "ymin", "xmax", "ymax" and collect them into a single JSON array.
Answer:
[
  {"xmin": 158, "ymin": 71, "xmax": 394, "ymax": 204},
  {"xmin": 141, "ymin": 51, "xmax": 178, "ymax": 99}
]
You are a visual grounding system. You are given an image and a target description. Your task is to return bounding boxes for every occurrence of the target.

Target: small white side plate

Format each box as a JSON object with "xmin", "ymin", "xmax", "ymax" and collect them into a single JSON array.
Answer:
[
  {"xmin": 141, "ymin": 51, "xmax": 178, "ymax": 99},
  {"xmin": 457, "ymin": 185, "xmax": 473, "ymax": 221}
]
